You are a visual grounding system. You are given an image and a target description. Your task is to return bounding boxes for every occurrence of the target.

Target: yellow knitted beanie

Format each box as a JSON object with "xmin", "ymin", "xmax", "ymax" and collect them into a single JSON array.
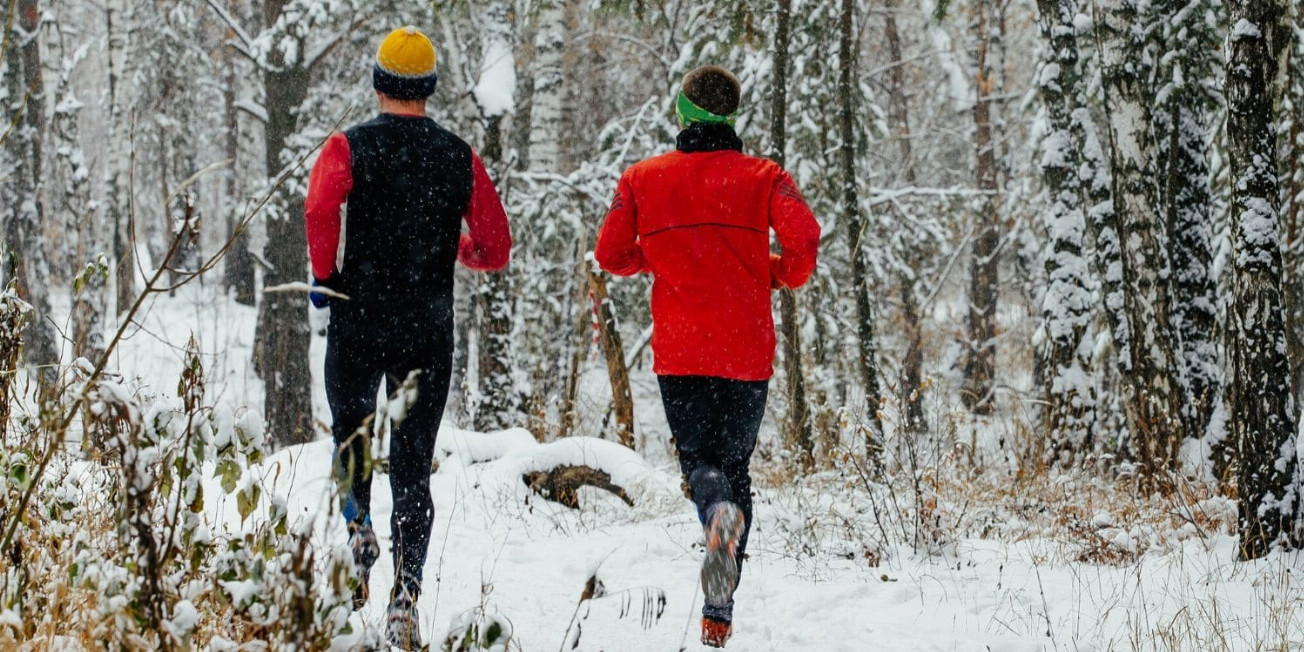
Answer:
[
  {"xmin": 373, "ymin": 27, "xmax": 438, "ymax": 100},
  {"xmin": 376, "ymin": 26, "xmax": 437, "ymax": 77}
]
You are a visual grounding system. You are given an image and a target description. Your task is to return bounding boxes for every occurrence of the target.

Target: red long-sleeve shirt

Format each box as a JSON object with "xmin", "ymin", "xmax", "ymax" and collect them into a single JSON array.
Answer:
[
  {"xmin": 305, "ymin": 130, "xmax": 511, "ymax": 281},
  {"xmin": 595, "ymin": 149, "xmax": 820, "ymax": 381}
]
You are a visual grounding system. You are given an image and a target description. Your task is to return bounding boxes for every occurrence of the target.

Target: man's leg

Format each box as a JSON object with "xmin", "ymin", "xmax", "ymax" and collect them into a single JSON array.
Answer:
[
  {"xmin": 325, "ymin": 331, "xmax": 383, "ymax": 528},
  {"xmin": 658, "ymin": 375, "xmax": 716, "ymax": 518},
  {"xmin": 385, "ymin": 341, "xmax": 453, "ymax": 601},
  {"xmin": 660, "ymin": 375, "xmax": 745, "ymax": 643},
  {"xmin": 716, "ymin": 379, "xmax": 768, "ymax": 569},
  {"xmin": 325, "ymin": 326, "xmax": 384, "ymax": 610}
]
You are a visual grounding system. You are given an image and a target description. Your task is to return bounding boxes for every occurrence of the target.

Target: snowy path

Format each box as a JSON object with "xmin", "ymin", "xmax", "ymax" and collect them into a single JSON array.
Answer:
[{"xmin": 199, "ymin": 431, "xmax": 1304, "ymax": 651}]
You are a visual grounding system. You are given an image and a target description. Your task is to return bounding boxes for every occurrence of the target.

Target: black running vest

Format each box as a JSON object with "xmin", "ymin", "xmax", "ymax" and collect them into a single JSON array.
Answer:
[{"xmin": 338, "ymin": 114, "xmax": 473, "ymax": 304}]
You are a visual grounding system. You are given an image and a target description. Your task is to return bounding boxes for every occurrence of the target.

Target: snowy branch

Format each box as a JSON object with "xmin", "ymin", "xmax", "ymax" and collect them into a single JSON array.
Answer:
[{"xmin": 202, "ymin": 0, "xmax": 260, "ymax": 68}]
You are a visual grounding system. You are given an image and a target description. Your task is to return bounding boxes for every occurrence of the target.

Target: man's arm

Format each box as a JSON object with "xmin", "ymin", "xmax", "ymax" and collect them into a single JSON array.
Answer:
[
  {"xmin": 769, "ymin": 170, "xmax": 820, "ymax": 289},
  {"xmin": 594, "ymin": 175, "xmax": 647, "ymax": 276},
  {"xmin": 305, "ymin": 132, "xmax": 353, "ymax": 281},
  {"xmin": 458, "ymin": 150, "xmax": 512, "ymax": 271}
]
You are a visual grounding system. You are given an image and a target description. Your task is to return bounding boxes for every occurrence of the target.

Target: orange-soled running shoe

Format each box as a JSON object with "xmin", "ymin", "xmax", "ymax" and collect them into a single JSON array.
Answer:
[
  {"xmin": 701, "ymin": 502, "xmax": 744, "ymax": 608},
  {"xmin": 701, "ymin": 617, "xmax": 733, "ymax": 648}
]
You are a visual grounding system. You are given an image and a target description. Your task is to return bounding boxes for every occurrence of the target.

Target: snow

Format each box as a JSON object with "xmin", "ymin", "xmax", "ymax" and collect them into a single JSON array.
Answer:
[
  {"xmin": 39, "ymin": 274, "xmax": 1304, "ymax": 651},
  {"xmin": 1231, "ymin": 18, "xmax": 1262, "ymax": 40},
  {"xmin": 473, "ymin": 40, "xmax": 516, "ymax": 118}
]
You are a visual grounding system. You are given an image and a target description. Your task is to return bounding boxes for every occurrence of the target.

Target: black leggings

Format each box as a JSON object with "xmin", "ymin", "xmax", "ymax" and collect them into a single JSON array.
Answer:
[
  {"xmin": 326, "ymin": 301, "xmax": 453, "ymax": 598},
  {"xmin": 658, "ymin": 375, "xmax": 768, "ymax": 613}
]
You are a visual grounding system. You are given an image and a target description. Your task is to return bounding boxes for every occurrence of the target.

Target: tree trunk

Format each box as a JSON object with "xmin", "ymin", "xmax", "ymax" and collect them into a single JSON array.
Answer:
[
  {"xmin": 963, "ymin": 0, "xmax": 1001, "ymax": 415},
  {"xmin": 558, "ymin": 239, "xmax": 589, "ymax": 440},
  {"xmin": 0, "ymin": 290, "xmax": 31, "ymax": 438},
  {"xmin": 526, "ymin": 0, "xmax": 567, "ymax": 174},
  {"xmin": 4, "ymin": 0, "xmax": 59, "ymax": 384},
  {"xmin": 222, "ymin": 27, "xmax": 256, "ymax": 307},
  {"xmin": 471, "ymin": 1, "xmax": 521, "ymax": 432},
  {"xmin": 585, "ymin": 262, "xmax": 635, "ymax": 449},
  {"xmin": 1035, "ymin": 0, "xmax": 1095, "ymax": 465},
  {"xmin": 257, "ymin": 0, "xmax": 313, "ymax": 447},
  {"xmin": 770, "ymin": 0, "xmax": 815, "ymax": 464},
  {"xmin": 838, "ymin": 0, "xmax": 884, "ymax": 456},
  {"xmin": 1093, "ymin": 0, "xmax": 1183, "ymax": 482},
  {"xmin": 1156, "ymin": 0, "xmax": 1219, "ymax": 444},
  {"xmin": 884, "ymin": 0, "xmax": 927, "ymax": 434},
  {"xmin": 105, "ymin": 0, "xmax": 136, "ymax": 316},
  {"xmin": 1224, "ymin": 0, "xmax": 1300, "ymax": 559}
]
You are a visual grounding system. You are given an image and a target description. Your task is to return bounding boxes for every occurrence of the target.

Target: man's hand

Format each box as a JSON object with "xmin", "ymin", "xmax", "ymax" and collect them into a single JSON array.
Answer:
[{"xmin": 310, "ymin": 278, "xmax": 331, "ymax": 309}]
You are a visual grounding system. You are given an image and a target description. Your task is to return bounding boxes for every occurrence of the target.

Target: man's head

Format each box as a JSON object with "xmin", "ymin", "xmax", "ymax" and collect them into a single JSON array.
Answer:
[
  {"xmin": 373, "ymin": 26, "xmax": 438, "ymax": 103},
  {"xmin": 677, "ymin": 66, "xmax": 741, "ymax": 127}
]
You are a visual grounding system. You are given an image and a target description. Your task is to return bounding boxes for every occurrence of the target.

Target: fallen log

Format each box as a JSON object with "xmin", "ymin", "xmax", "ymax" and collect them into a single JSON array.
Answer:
[{"xmin": 524, "ymin": 464, "xmax": 634, "ymax": 510}]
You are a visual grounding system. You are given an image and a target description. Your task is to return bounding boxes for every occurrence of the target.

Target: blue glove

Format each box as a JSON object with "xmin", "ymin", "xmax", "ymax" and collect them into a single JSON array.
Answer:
[{"xmin": 310, "ymin": 278, "xmax": 330, "ymax": 309}]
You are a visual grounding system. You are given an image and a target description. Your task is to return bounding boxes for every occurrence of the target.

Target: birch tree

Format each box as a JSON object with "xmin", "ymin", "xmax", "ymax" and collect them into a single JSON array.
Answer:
[
  {"xmin": 471, "ymin": 0, "xmax": 523, "ymax": 432},
  {"xmin": 526, "ymin": 0, "xmax": 567, "ymax": 174},
  {"xmin": 1223, "ymin": 0, "xmax": 1301, "ymax": 559},
  {"xmin": 1093, "ymin": 0, "xmax": 1184, "ymax": 480},
  {"xmin": 1035, "ymin": 0, "xmax": 1095, "ymax": 463},
  {"xmin": 2, "ymin": 0, "xmax": 60, "ymax": 381},
  {"xmin": 1156, "ymin": 0, "xmax": 1220, "ymax": 441}
]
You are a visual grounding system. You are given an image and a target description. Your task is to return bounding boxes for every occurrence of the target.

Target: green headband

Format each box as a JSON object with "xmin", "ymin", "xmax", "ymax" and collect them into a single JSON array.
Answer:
[{"xmin": 675, "ymin": 91, "xmax": 738, "ymax": 127}]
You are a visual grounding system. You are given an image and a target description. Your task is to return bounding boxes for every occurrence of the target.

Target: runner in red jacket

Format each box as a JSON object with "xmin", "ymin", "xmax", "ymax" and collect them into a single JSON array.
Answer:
[{"xmin": 594, "ymin": 65, "xmax": 819, "ymax": 649}]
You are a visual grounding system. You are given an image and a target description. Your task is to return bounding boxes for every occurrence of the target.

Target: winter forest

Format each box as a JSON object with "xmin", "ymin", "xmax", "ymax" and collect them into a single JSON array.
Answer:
[{"xmin": 3, "ymin": 0, "xmax": 1304, "ymax": 648}]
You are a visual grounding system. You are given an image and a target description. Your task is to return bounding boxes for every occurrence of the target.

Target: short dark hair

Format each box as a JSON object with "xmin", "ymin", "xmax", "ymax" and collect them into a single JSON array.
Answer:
[{"xmin": 682, "ymin": 66, "xmax": 740, "ymax": 116}]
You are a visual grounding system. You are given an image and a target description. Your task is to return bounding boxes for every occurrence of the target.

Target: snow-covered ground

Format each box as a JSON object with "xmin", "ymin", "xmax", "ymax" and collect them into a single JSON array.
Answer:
[{"xmin": 94, "ymin": 285, "xmax": 1304, "ymax": 651}]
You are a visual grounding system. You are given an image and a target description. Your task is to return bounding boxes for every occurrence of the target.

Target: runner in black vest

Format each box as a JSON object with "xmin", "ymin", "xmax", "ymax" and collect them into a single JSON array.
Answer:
[{"xmin": 304, "ymin": 26, "xmax": 511, "ymax": 650}]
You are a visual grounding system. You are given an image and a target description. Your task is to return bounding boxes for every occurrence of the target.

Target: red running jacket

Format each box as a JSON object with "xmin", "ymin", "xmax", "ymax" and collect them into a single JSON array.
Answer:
[{"xmin": 594, "ymin": 146, "xmax": 820, "ymax": 381}]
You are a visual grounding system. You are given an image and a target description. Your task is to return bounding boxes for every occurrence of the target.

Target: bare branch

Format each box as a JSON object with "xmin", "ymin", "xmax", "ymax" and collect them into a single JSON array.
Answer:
[{"xmin": 202, "ymin": 0, "xmax": 260, "ymax": 68}]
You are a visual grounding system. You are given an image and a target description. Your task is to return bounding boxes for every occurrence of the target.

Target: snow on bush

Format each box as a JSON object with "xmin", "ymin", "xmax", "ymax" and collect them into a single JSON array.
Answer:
[{"xmin": 0, "ymin": 337, "xmax": 354, "ymax": 649}]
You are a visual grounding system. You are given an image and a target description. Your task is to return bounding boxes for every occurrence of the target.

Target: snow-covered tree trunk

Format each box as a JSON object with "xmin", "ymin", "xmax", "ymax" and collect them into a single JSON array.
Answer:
[
  {"xmin": 1156, "ymin": 0, "xmax": 1220, "ymax": 443},
  {"xmin": 770, "ymin": 0, "xmax": 816, "ymax": 466},
  {"xmin": 526, "ymin": 0, "xmax": 566, "ymax": 174},
  {"xmin": 1281, "ymin": 0, "xmax": 1304, "ymax": 417},
  {"xmin": 839, "ymin": 0, "xmax": 884, "ymax": 455},
  {"xmin": 3, "ymin": 0, "xmax": 60, "ymax": 382},
  {"xmin": 884, "ymin": 0, "xmax": 927, "ymax": 434},
  {"xmin": 472, "ymin": 0, "xmax": 523, "ymax": 432},
  {"xmin": 256, "ymin": 0, "xmax": 313, "ymax": 446},
  {"xmin": 1070, "ymin": 62, "xmax": 1127, "ymax": 451},
  {"xmin": 1035, "ymin": 0, "xmax": 1095, "ymax": 465},
  {"xmin": 1224, "ymin": 0, "xmax": 1301, "ymax": 559},
  {"xmin": 963, "ymin": 0, "xmax": 1002, "ymax": 416},
  {"xmin": 104, "ymin": 0, "xmax": 135, "ymax": 315},
  {"xmin": 1093, "ymin": 0, "xmax": 1183, "ymax": 481},
  {"xmin": 51, "ymin": 35, "xmax": 105, "ymax": 361}
]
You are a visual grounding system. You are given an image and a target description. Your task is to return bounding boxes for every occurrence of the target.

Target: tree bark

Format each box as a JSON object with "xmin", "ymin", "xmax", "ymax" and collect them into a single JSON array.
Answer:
[
  {"xmin": 1156, "ymin": 0, "xmax": 1219, "ymax": 444},
  {"xmin": 105, "ymin": 0, "xmax": 136, "ymax": 316},
  {"xmin": 839, "ymin": 0, "xmax": 884, "ymax": 456},
  {"xmin": 884, "ymin": 0, "xmax": 927, "ymax": 434},
  {"xmin": 963, "ymin": 0, "xmax": 1001, "ymax": 415},
  {"xmin": 770, "ymin": 0, "xmax": 816, "ymax": 464},
  {"xmin": 526, "ymin": 0, "xmax": 567, "ymax": 174},
  {"xmin": 4, "ymin": 0, "xmax": 59, "ymax": 385},
  {"xmin": 1093, "ymin": 0, "xmax": 1183, "ymax": 482},
  {"xmin": 256, "ymin": 0, "xmax": 313, "ymax": 446},
  {"xmin": 222, "ymin": 21, "xmax": 256, "ymax": 307},
  {"xmin": 585, "ymin": 262, "xmax": 635, "ymax": 449},
  {"xmin": 1034, "ymin": 0, "xmax": 1095, "ymax": 465},
  {"xmin": 472, "ymin": 1, "xmax": 522, "ymax": 432},
  {"xmin": 1224, "ymin": 0, "xmax": 1300, "ymax": 559}
]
